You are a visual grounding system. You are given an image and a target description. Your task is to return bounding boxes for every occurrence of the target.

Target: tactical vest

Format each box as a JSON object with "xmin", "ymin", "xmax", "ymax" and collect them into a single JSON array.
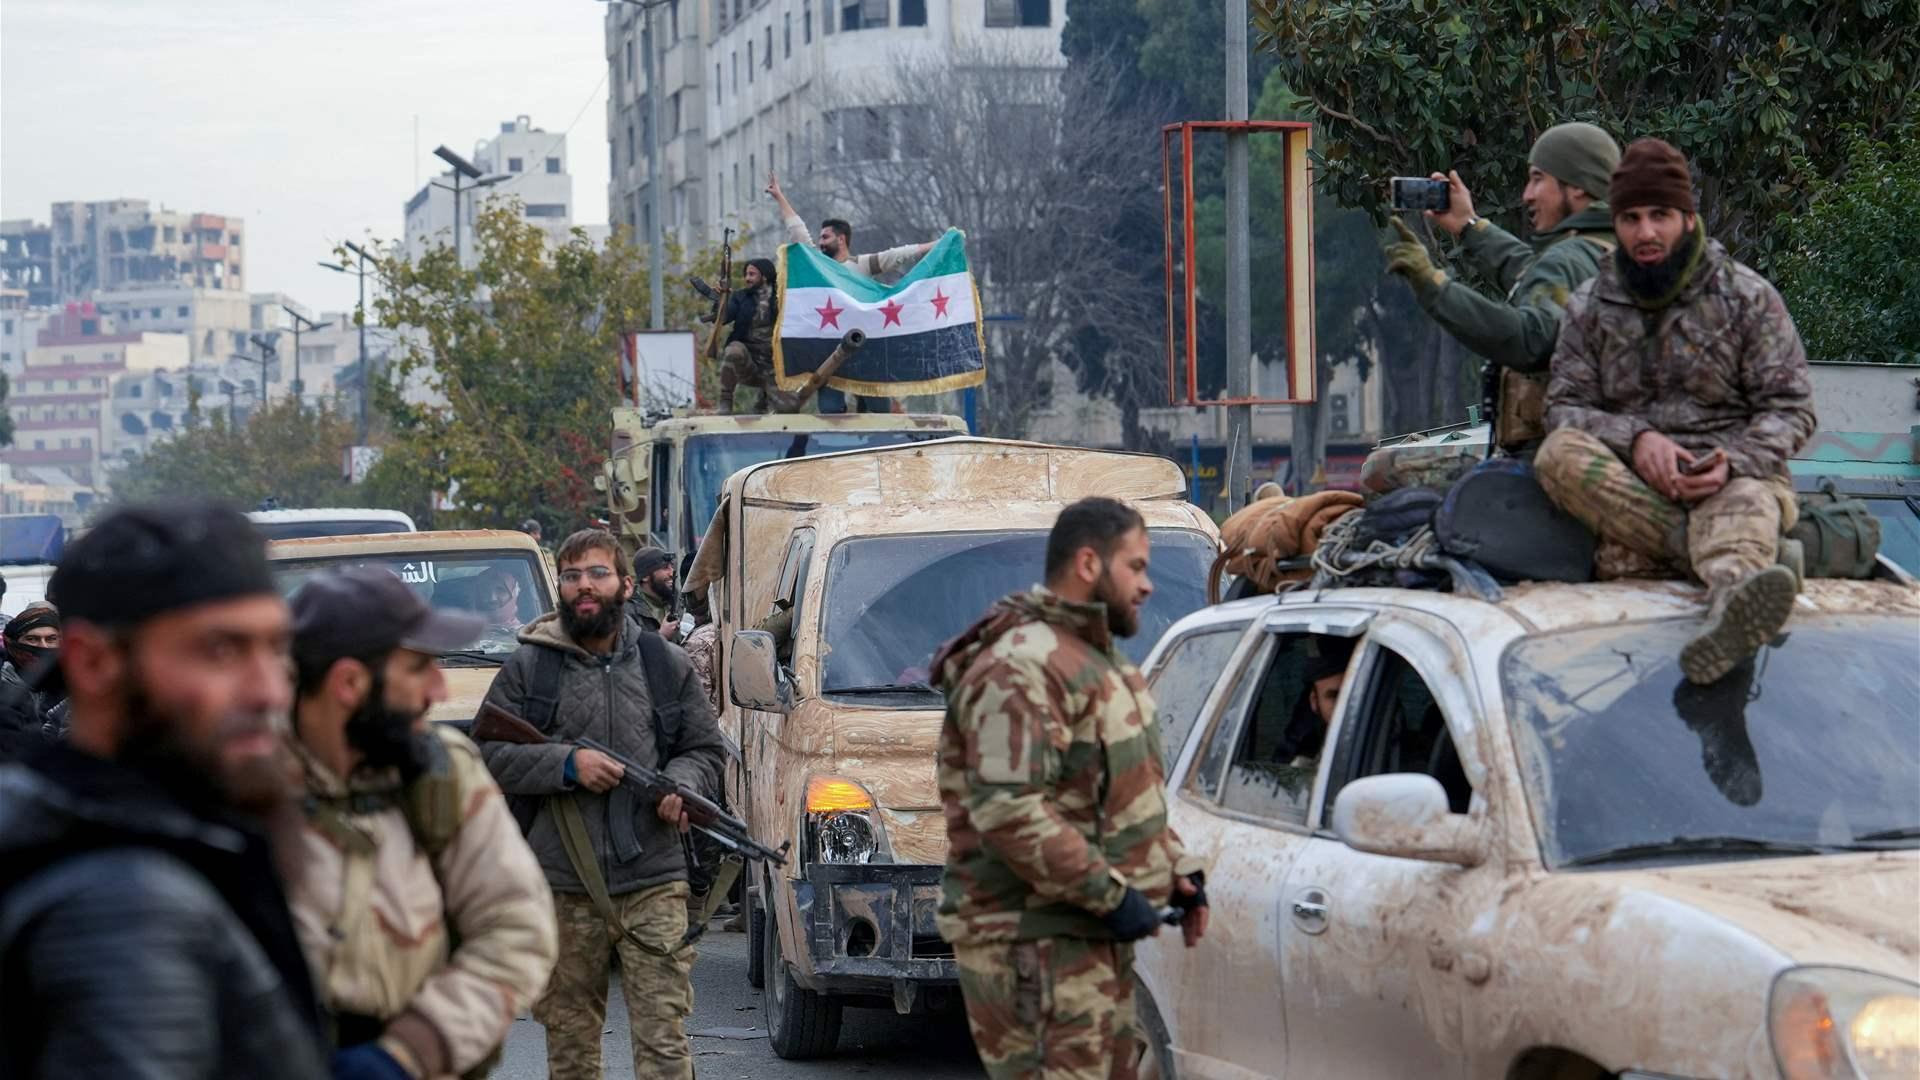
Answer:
[{"xmin": 1484, "ymin": 231, "xmax": 1617, "ymax": 450}]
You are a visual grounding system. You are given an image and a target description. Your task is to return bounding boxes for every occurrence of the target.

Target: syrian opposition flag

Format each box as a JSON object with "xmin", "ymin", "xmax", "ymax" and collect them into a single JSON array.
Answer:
[{"xmin": 774, "ymin": 228, "xmax": 987, "ymax": 396}]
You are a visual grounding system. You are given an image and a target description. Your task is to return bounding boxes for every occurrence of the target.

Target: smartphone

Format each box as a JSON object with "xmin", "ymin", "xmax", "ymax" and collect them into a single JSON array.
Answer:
[
  {"xmin": 1391, "ymin": 177, "xmax": 1451, "ymax": 213},
  {"xmin": 1681, "ymin": 449, "xmax": 1727, "ymax": 476}
]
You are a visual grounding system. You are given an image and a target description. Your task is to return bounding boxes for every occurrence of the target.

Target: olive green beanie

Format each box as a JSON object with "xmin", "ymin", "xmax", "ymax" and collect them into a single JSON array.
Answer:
[{"xmin": 1529, "ymin": 122, "xmax": 1622, "ymax": 201}]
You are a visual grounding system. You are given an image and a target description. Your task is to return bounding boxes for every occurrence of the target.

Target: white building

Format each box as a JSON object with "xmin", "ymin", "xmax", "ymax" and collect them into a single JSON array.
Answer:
[
  {"xmin": 0, "ymin": 288, "xmax": 51, "ymax": 377},
  {"xmin": 606, "ymin": 0, "xmax": 1061, "ymax": 251},
  {"xmin": 89, "ymin": 284, "xmax": 255, "ymax": 365},
  {"xmin": 403, "ymin": 116, "xmax": 582, "ymax": 265}
]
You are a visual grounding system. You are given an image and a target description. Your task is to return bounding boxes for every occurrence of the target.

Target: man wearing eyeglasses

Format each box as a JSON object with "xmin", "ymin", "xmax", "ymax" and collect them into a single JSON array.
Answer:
[{"xmin": 476, "ymin": 529, "xmax": 725, "ymax": 1080}]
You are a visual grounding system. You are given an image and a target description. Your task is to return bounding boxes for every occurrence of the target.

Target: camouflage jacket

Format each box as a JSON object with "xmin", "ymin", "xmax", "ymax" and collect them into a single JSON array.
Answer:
[
  {"xmin": 1546, "ymin": 230, "xmax": 1816, "ymax": 481},
  {"xmin": 932, "ymin": 587, "xmax": 1196, "ymax": 945},
  {"xmin": 682, "ymin": 621, "xmax": 720, "ymax": 717},
  {"xmin": 1422, "ymin": 205, "xmax": 1616, "ymax": 375}
]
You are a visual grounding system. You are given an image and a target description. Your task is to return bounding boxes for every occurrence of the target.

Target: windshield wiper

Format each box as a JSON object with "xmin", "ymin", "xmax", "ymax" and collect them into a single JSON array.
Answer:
[
  {"xmin": 1561, "ymin": 835, "xmax": 1841, "ymax": 868},
  {"xmin": 828, "ymin": 683, "xmax": 937, "ymax": 695},
  {"xmin": 437, "ymin": 649, "xmax": 504, "ymax": 666},
  {"xmin": 1852, "ymin": 826, "xmax": 1920, "ymax": 844}
]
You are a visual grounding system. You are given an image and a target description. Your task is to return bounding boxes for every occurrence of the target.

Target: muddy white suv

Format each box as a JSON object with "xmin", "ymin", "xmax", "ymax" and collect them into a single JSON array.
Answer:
[{"xmin": 1133, "ymin": 578, "xmax": 1919, "ymax": 1079}]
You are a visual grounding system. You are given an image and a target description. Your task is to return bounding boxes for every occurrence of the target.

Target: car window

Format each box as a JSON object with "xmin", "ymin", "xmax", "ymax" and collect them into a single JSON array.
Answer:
[
  {"xmin": 1146, "ymin": 626, "xmax": 1247, "ymax": 765},
  {"xmin": 1322, "ymin": 641, "xmax": 1474, "ymax": 825},
  {"xmin": 1186, "ymin": 631, "xmax": 1358, "ymax": 829},
  {"xmin": 651, "ymin": 442, "xmax": 672, "ymax": 538}
]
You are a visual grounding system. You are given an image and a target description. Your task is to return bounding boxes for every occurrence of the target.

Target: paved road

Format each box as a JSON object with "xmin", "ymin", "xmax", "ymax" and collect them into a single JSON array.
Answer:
[{"xmin": 493, "ymin": 916, "xmax": 983, "ymax": 1079}]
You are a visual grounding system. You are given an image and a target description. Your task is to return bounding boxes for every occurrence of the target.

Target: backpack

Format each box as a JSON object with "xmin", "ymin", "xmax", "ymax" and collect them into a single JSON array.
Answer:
[
  {"xmin": 1435, "ymin": 457, "xmax": 1597, "ymax": 583},
  {"xmin": 1789, "ymin": 480, "xmax": 1883, "ymax": 580},
  {"xmin": 503, "ymin": 631, "xmax": 686, "ymax": 834}
]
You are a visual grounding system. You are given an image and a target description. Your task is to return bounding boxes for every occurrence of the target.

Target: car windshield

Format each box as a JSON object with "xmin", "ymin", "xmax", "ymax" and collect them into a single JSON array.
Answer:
[
  {"xmin": 819, "ymin": 529, "xmax": 1215, "ymax": 696},
  {"xmin": 1862, "ymin": 495, "xmax": 1920, "ymax": 573},
  {"xmin": 684, "ymin": 430, "xmax": 952, "ymax": 538},
  {"xmin": 270, "ymin": 550, "xmax": 551, "ymax": 660},
  {"xmin": 1504, "ymin": 615, "xmax": 1920, "ymax": 868},
  {"xmin": 253, "ymin": 519, "xmax": 413, "ymax": 541}
]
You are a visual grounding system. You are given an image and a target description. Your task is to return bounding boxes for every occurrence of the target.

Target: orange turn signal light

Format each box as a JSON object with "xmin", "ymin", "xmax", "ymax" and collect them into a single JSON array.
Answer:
[{"xmin": 806, "ymin": 776, "xmax": 875, "ymax": 813}]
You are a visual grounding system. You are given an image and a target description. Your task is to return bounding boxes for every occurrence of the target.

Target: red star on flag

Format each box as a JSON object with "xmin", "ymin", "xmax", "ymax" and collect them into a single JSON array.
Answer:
[
  {"xmin": 879, "ymin": 298, "xmax": 906, "ymax": 328},
  {"xmin": 930, "ymin": 288, "xmax": 952, "ymax": 319},
  {"xmin": 815, "ymin": 298, "xmax": 844, "ymax": 329}
]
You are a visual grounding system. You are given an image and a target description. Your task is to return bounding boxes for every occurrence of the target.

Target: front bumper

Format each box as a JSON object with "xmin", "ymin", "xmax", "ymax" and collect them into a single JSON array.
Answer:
[{"xmin": 796, "ymin": 863, "xmax": 959, "ymax": 983}]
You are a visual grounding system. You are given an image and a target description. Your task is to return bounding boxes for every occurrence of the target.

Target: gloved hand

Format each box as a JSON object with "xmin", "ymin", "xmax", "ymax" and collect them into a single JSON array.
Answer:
[
  {"xmin": 1385, "ymin": 218, "xmax": 1448, "ymax": 298},
  {"xmin": 1101, "ymin": 887, "xmax": 1162, "ymax": 943},
  {"xmin": 1167, "ymin": 871, "xmax": 1208, "ymax": 915},
  {"xmin": 330, "ymin": 1043, "xmax": 411, "ymax": 1080}
]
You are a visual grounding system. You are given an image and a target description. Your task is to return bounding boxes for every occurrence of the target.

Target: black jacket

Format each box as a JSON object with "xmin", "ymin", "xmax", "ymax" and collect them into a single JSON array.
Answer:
[
  {"xmin": 479, "ymin": 612, "xmax": 726, "ymax": 896},
  {"xmin": 724, "ymin": 284, "xmax": 777, "ymax": 348},
  {"xmin": 0, "ymin": 744, "xmax": 329, "ymax": 1080},
  {"xmin": 0, "ymin": 662, "xmax": 42, "ymax": 762}
]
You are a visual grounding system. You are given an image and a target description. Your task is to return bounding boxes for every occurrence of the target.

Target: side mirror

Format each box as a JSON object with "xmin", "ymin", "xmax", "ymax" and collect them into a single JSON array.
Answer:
[
  {"xmin": 1331, "ymin": 774, "xmax": 1482, "ymax": 867},
  {"xmin": 729, "ymin": 630, "xmax": 792, "ymax": 713}
]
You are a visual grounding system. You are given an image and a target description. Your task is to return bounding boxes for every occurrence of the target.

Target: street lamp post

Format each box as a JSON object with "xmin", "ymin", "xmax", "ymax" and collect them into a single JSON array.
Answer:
[
  {"xmin": 247, "ymin": 334, "xmax": 277, "ymax": 406},
  {"xmin": 281, "ymin": 306, "xmax": 333, "ymax": 408},
  {"xmin": 431, "ymin": 145, "xmax": 509, "ymax": 267},
  {"xmin": 600, "ymin": 0, "xmax": 671, "ymax": 329},
  {"xmin": 319, "ymin": 239, "xmax": 375, "ymax": 443}
]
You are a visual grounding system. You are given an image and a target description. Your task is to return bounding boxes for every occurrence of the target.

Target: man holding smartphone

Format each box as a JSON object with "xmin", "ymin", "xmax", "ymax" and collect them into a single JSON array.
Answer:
[
  {"xmin": 1380, "ymin": 122, "xmax": 1622, "ymax": 459},
  {"xmin": 1537, "ymin": 138, "xmax": 1815, "ymax": 686}
]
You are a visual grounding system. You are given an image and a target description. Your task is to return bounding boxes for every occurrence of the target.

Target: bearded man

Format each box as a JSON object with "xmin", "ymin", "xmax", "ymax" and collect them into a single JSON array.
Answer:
[
  {"xmin": 932, "ymin": 497, "xmax": 1210, "ymax": 1080},
  {"xmin": 1538, "ymin": 137, "xmax": 1816, "ymax": 685},
  {"xmin": 285, "ymin": 568, "xmax": 556, "ymax": 1080},
  {"xmin": 477, "ymin": 529, "xmax": 725, "ymax": 1080},
  {"xmin": 0, "ymin": 502, "xmax": 329, "ymax": 1079}
]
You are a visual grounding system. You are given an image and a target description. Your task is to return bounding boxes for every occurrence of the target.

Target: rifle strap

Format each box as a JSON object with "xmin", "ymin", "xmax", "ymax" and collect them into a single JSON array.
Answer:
[{"xmin": 552, "ymin": 793, "xmax": 687, "ymax": 959}]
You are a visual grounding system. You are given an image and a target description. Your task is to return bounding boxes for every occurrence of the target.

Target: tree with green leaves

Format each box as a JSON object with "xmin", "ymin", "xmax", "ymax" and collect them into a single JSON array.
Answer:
[
  {"xmin": 1773, "ymin": 130, "xmax": 1920, "ymax": 364},
  {"xmin": 1253, "ymin": 0, "xmax": 1919, "ymax": 270},
  {"xmin": 111, "ymin": 398, "xmax": 361, "ymax": 508},
  {"xmin": 364, "ymin": 204, "xmax": 735, "ymax": 531}
]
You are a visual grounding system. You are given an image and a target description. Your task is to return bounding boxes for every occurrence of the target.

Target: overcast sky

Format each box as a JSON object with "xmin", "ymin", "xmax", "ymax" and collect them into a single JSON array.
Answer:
[{"xmin": 1, "ymin": 0, "xmax": 611, "ymax": 316}]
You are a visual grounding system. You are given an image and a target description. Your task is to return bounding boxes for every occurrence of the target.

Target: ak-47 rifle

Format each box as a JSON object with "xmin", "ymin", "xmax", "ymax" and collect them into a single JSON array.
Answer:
[
  {"xmin": 701, "ymin": 226, "xmax": 736, "ymax": 363},
  {"xmin": 471, "ymin": 700, "xmax": 787, "ymax": 867}
]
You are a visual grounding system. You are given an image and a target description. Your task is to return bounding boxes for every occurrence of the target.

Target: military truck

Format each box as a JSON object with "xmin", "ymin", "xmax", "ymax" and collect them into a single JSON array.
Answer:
[
  {"xmin": 689, "ymin": 437, "xmax": 1221, "ymax": 1059},
  {"xmin": 598, "ymin": 407, "xmax": 969, "ymax": 568}
]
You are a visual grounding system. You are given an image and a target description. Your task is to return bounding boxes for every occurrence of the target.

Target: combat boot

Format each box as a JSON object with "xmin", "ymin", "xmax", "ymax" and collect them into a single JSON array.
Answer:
[
  {"xmin": 1680, "ymin": 565, "xmax": 1797, "ymax": 685},
  {"xmin": 1774, "ymin": 536, "xmax": 1805, "ymax": 592}
]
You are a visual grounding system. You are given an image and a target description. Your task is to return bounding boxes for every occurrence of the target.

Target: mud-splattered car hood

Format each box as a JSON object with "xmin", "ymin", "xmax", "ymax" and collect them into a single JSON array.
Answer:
[{"xmin": 1591, "ymin": 851, "xmax": 1919, "ymax": 972}]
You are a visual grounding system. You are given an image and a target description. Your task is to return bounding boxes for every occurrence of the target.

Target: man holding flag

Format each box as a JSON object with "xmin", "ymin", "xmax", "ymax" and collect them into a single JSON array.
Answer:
[{"xmin": 767, "ymin": 171, "xmax": 946, "ymax": 412}]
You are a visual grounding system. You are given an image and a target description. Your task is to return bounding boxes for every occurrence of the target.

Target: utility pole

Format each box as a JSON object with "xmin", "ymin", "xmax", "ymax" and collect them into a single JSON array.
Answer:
[
  {"xmin": 282, "ymin": 306, "xmax": 333, "ymax": 408},
  {"xmin": 320, "ymin": 241, "xmax": 376, "ymax": 442},
  {"xmin": 1224, "ymin": 0, "xmax": 1253, "ymax": 512},
  {"xmin": 432, "ymin": 145, "xmax": 506, "ymax": 269},
  {"xmin": 642, "ymin": 0, "xmax": 667, "ymax": 329}
]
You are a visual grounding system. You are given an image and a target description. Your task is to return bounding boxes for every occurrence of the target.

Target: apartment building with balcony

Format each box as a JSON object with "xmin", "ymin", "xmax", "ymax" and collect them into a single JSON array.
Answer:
[
  {"xmin": 606, "ymin": 0, "xmax": 1059, "ymax": 256},
  {"xmin": 0, "ymin": 303, "xmax": 190, "ymax": 488},
  {"xmin": 49, "ymin": 200, "xmax": 245, "ymax": 301}
]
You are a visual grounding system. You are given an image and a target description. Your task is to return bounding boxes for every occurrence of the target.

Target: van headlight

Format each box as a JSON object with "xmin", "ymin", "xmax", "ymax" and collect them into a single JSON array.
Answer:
[
  {"xmin": 803, "ymin": 775, "xmax": 892, "ymax": 865},
  {"xmin": 1770, "ymin": 966, "xmax": 1920, "ymax": 1079}
]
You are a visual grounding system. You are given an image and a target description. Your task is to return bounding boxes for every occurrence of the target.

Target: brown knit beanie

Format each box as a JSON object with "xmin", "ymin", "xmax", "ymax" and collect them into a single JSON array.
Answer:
[{"xmin": 1609, "ymin": 138, "xmax": 1696, "ymax": 214}]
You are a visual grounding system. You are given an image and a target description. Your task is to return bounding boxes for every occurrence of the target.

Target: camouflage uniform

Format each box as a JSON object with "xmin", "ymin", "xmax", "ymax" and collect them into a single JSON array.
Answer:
[
  {"xmin": 932, "ymin": 588, "xmax": 1199, "ymax": 1080},
  {"xmin": 681, "ymin": 621, "xmax": 720, "ymax": 717},
  {"xmin": 537, "ymin": 884, "xmax": 694, "ymax": 1080},
  {"xmin": 718, "ymin": 284, "xmax": 778, "ymax": 414},
  {"xmin": 1540, "ymin": 226, "xmax": 1816, "ymax": 589}
]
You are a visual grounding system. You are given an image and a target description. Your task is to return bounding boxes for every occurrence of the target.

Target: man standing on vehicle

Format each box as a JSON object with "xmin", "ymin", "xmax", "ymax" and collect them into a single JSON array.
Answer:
[
  {"xmin": 285, "ymin": 568, "xmax": 557, "ymax": 1080},
  {"xmin": 716, "ymin": 257, "xmax": 786, "ymax": 414},
  {"xmin": 766, "ymin": 170, "xmax": 937, "ymax": 414},
  {"xmin": 1375, "ymin": 123, "xmax": 1621, "ymax": 473},
  {"xmin": 0, "ymin": 502, "xmax": 328, "ymax": 1080},
  {"xmin": 933, "ymin": 497, "xmax": 1209, "ymax": 1080},
  {"xmin": 630, "ymin": 545, "xmax": 681, "ymax": 642},
  {"xmin": 1538, "ymin": 137, "xmax": 1815, "ymax": 685},
  {"xmin": 477, "ymin": 529, "xmax": 726, "ymax": 1080}
]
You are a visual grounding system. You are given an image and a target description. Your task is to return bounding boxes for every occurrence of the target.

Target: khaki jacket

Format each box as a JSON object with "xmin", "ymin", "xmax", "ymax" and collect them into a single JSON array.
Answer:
[{"xmin": 287, "ymin": 725, "xmax": 557, "ymax": 1079}]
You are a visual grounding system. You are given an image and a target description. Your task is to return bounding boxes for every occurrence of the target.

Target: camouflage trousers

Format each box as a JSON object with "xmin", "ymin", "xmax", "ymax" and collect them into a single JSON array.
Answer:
[
  {"xmin": 718, "ymin": 341, "xmax": 776, "ymax": 414},
  {"xmin": 1536, "ymin": 428, "xmax": 1797, "ymax": 588},
  {"xmin": 535, "ymin": 883, "xmax": 695, "ymax": 1080},
  {"xmin": 954, "ymin": 936, "xmax": 1140, "ymax": 1080}
]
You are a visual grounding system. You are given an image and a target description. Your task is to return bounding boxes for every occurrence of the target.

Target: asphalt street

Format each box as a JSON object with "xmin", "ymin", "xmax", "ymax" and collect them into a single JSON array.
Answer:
[{"xmin": 493, "ymin": 916, "xmax": 983, "ymax": 1079}]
